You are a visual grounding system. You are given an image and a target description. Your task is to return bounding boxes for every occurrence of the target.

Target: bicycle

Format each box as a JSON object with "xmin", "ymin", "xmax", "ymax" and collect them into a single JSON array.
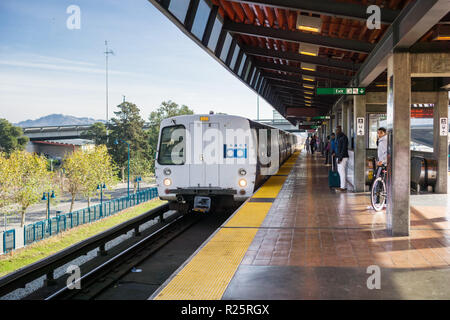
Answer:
[{"xmin": 370, "ymin": 165, "xmax": 387, "ymax": 212}]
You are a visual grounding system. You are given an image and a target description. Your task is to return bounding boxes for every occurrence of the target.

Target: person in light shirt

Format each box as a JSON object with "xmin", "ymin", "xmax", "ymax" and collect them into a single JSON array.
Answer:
[
  {"xmin": 376, "ymin": 127, "xmax": 387, "ymax": 178},
  {"xmin": 335, "ymin": 126, "xmax": 349, "ymax": 192}
]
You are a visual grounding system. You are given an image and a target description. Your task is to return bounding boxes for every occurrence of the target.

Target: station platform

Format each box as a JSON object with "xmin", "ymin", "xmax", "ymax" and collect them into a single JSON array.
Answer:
[{"xmin": 151, "ymin": 151, "xmax": 450, "ymax": 300}]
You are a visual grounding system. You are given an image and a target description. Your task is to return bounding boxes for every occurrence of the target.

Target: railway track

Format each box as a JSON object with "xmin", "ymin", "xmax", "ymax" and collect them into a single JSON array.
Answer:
[
  {"xmin": 0, "ymin": 203, "xmax": 236, "ymax": 300},
  {"xmin": 45, "ymin": 210, "xmax": 201, "ymax": 300}
]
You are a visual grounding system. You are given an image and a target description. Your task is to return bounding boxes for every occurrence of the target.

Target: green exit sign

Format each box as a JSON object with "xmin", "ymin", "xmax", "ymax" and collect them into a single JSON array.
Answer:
[
  {"xmin": 316, "ymin": 88, "xmax": 366, "ymax": 95},
  {"xmin": 312, "ymin": 116, "xmax": 331, "ymax": 120}
]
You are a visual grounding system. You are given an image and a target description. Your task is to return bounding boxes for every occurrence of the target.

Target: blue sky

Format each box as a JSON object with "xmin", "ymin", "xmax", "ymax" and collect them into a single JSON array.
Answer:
[{"xmin": 0, "ymin": 0, "xmax": 275, "ymax": 123}]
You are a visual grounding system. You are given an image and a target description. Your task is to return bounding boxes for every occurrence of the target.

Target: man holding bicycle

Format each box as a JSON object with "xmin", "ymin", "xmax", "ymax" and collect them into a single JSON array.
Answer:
[
  {"xmin": 370, "ymin": 127, "xmax": 388, "ymax": 211},
  {"xmin": 376, "ymin": 127, "xmax": 387, "ymax": 177}
]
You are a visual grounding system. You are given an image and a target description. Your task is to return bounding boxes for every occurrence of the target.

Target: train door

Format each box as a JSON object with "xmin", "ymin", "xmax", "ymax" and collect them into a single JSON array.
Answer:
[
  {"xmin": 203, "ymin": 122, "xmax": 219, "ymax": 187},
  {"xmin": 189, "ymin": 122, "xmax": 219, "ymax": 187}
]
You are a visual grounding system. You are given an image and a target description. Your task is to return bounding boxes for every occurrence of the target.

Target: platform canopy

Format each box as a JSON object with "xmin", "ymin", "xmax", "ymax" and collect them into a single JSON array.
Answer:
[{"xmin": 149, "ymin": 0, "xmax": 450, "ymax": 127}]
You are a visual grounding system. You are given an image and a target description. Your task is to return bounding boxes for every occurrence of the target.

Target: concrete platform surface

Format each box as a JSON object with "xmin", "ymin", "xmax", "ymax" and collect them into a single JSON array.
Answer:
[
  {"xmin": 224, "ymin": 152, "xmax": 450, "ymax": 299},
  {"xmin": 154, "ymin": 151, "xmax": 450, "ymax": 300}
]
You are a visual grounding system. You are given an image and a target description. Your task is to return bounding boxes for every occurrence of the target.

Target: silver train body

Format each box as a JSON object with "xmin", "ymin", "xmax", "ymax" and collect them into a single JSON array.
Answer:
[{"xmin": 155, "ymin": 114, "xmax": 298, "ymax": 212}]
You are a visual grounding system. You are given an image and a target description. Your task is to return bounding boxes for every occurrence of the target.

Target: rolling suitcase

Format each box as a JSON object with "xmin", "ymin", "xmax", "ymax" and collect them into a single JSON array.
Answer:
[{"xmin": 328, "ymin": 155, "xmax": 340, "ymax": 188}]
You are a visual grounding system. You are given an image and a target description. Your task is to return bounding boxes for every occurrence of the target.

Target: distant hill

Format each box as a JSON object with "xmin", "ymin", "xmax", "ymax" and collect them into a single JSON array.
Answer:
[{"xmin": 16, "ymin": 114, "xmax": 105, "ymax": 127}]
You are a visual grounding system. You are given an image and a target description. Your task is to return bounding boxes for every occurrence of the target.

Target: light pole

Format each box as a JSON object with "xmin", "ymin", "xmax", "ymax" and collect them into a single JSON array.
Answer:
[
  {"xmin": 97, "ymin": 183, "xmax": 106, "ymax": 217},
  {"xmin": 134, "ymin": 176, "xmax": 142, "ymax": 193},
  {"xmin": 105, "ymin": 40, "xmax": 114, "ymax": 140},
  {"xmin": 42, "ymin": 191, "xmax": 55, "ymax": 220},
  {"xmin": 134, "ymin": 176, "xmax": 142, "ymax": 204},
  {"xmin": 114, "ymin": 139, "xmax": 130, "ymax": 198}
]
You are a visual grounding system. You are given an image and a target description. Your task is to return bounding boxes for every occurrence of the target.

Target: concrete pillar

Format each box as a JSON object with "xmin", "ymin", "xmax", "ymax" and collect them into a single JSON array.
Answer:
[
  {"xmin": 353, "ymin": 95, "xmax": 367, "ymax": 192},
  {"xmin": 342, "ymin": 102, "xmax": 348, "ymax": 135},
  {"xmin": 346, "ymin": 100, "xmax": 352, "ymax": 140},
  {"xmin": 387, "ymin": 52, "xmax": 411, "ymax": 236},
  {"xmin": 434, "ymin": 91, "xmax": 449, "ymax": 193},
  {"xmin": 331, "ymin": 114, "xmax": 335, "ymax": 133},
  {"xmin": 318, "ymin": 126, "xmax": 322, "ymax": 151},
  {"xmin": 349, "ymin": 100, "xmax": 355, "ymax": 148}
]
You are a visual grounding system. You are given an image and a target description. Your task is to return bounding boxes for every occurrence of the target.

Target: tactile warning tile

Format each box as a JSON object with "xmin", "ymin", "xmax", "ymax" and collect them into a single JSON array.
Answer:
[
  {"xmin": 252, "ymin": 175, "xmax": 289, "ymax": 198},
  {"xmin": 225, "ymin": 202, "xmax": 273, "ymax": 228},
  {"xmin": 277, "ymin": 166, "xmax": 294, "ymax": 175},
  {"xmin": 153, "ymin": 152, "xmax": 299, "ymax": 300},
  {"xmin": 155, "ymin": 228, "xmax": 258, "ymax": 300}
]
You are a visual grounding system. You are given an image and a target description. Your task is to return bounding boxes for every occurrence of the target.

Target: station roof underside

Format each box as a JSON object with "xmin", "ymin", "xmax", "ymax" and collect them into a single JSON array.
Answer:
[{"xmin": 149, "ymin": 0, "xmax": 450, "ymax": 127}]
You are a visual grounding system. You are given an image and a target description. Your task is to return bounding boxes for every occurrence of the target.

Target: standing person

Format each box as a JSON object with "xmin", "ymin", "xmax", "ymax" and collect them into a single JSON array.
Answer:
[
  {"xmin": 375, "ymin": 127, "xmax": 387, "ymax": 177},
  {"xmin": 316, "ymin": 135, "xmax": 320, "ymax": 153},
  {"xmin": 310, "ymin": 134, "xmax": 316, "ymax": 155},
  {"xmin": 330, "ymin": 133, "xmax": 337, "ymax": 170},
  {"xmin": 324, "ymin": 135, "xmax": 331, "ymax": 165},
  {"xmin": 305, "ymin": 136, "xmax": 310, "ymax": 154},
  {"xmin": 335, "ymin": 126, "xmax": 349, "ymax": 191}
]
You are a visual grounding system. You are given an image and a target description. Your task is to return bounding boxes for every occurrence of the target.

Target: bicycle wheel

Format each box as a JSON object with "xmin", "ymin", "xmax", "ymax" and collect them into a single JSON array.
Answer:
[{"xmin": 371, "ymin": 177, "xmax": 386, "ymax": 212}]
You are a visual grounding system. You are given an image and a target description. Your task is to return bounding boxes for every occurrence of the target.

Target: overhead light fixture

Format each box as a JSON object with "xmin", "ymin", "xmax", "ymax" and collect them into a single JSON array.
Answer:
[
  {"xmin": 299, "ymin": 43, "xmax": 319, "ymax": 56},
  {"xmin": 296, "ymin": 15, "xmax": 322, "ymax": 33},
  {"xmin": 433, "ymin": 25, "xmax": 450, "ymax": 41},
  {"xmin": 375, "ymin": 83, "xmax": 387, "ymax": 87},
  {"xmin": 301, "ymin": 62, "xmax": 316, "ymax": 72},
  {"xmin": 302, "ymin": 75, "xmax": 316, "ymax": 82},
  {"xmin": 305, "ymin": 91, "xmax": 314, "ymax": 95},
  {"xmin": 304, "ymin": 96, "xmax": 312, "ymax": 100},
  {"xmin": 303, "ymin": 84, "xmax": 315, "ymax": 90}
]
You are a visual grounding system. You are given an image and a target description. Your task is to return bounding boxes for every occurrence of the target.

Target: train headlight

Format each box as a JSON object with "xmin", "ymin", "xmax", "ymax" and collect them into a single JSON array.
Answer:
[
  {"xmin": 163, "ymin": 168, "xmax": 171, "ymax": 175},
  {"xmin": 238, "ymin": 168, "xmax": 247, "ymax": 176},
  {"xmin": 238, "ymin": 178, "xmax": 247, "ymax": 187},
  {"xmin": 163, "ymin": 178, "xmax": 172, "ymax": 186}
]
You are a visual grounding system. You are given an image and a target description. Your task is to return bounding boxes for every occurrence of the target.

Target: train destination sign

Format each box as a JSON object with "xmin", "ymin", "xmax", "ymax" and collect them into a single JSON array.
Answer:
[{"xmin": 316, "ymin": 88, "xmax": 366, "ymax": 95}]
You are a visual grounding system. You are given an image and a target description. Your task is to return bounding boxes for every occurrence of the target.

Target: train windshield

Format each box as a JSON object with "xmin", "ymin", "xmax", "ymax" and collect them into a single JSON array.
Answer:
[{"xmin": 158, "ymin": 125, "xmax": 186, "ymax": 165}]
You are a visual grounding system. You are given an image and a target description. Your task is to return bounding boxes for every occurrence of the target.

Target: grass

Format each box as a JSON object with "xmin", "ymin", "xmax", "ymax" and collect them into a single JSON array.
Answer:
[{"xmin": 0, "ymin": 199, "xmax": 166, "ymax": 278}]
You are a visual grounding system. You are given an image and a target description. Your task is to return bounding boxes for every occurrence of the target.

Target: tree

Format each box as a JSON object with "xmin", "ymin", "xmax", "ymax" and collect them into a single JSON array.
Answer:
[
  {"xmin": 80, "ymin": 145, "xmax": 118, "ymax": 208},
  {"xmin": 0, "ymin": 153, "xmax": 13, "ymax": 216},
  {"xmin": 147, "ymin": 101, "xmax": 194, "ymax": 171},
  {"xmin": 2, "ymin": 151, "xmax": 55, "ymax": 226},
  {"xmin": 107, "ymin": 101, "xmax": 149, "ymax": 180},
  {"xmin": 0, "ymin": 119, "xmax": 29, "ymax": 154},
  {"xmin": 63, "ymin": 146, "xmax": 118, "ymax": 211},
  {"xmin": 129, "ymin": 155, "xmax": 152, "ymax": 192},
  {"xmin": 62, "ymin": 149, "xmax": 89, "ymax": 213},
  {"xmin": 80, "ymin": 122, "xmax": 107, "ymax": 145}
]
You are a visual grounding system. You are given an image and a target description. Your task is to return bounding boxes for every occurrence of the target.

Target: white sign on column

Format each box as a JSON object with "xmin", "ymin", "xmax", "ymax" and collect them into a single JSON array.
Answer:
[
  {"xmin": 356, "ymin": 117, "xmax": 365, "ymax": 136},
  {"xmin": 440, "ymin": 118, "xmax": 448, "ymax": 136}
]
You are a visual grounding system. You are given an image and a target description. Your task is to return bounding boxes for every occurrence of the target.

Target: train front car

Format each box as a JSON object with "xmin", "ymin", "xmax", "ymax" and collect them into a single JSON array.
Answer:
[{"xmin": 155, "ymin": 114, "xmax": 257, "ymax": 213}]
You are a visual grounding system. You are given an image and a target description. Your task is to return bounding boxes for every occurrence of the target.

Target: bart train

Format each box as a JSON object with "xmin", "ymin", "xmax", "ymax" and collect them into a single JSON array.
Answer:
[{"xmin": 155, "ymin": 114, "xmax": 298, "ymax": 212}]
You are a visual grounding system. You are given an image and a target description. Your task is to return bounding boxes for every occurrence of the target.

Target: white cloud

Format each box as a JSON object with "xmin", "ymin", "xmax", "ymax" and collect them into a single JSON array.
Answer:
[{"xmin": 0, "ymin": 59, "xmax": 141, "ymax": 77}]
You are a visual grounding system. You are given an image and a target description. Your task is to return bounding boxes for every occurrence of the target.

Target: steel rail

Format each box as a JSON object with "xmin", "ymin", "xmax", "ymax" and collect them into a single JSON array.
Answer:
[
  {"xmin": 45, "ymin": 212, "xmax": 195, "ymax": 300},
  {"xmin": 0, "ymin": 203, "xmax": 170, "ymax": 298}
]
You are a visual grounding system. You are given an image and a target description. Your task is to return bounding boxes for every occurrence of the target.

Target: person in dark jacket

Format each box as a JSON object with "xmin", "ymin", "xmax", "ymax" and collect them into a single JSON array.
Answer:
[
  {"xmin": 335, "ymin": 126, "xmax": 349, "ymax": 191},
  {"xmin": 310, "ymin": 134, "xmax": 316, "ymax": 155},
  {"xmin": 330, "ymin": 133, "xmax": 337, "ymax": 170},
  {"xmin": 324, "ymin": 135, "xmax": 331, "ymax": 165}
]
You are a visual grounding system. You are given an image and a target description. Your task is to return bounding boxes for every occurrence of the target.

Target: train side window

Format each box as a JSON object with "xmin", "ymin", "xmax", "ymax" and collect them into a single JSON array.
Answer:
[{"xmin": 158, "ymin": 125, "xmax": 186, "ymax": 165}]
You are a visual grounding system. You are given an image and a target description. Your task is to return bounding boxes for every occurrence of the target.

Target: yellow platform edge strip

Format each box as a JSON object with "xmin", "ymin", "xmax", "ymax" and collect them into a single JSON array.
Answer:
[{"xmin": 154, "ymin": 151, "xmax": 300, "ymax": 300}]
